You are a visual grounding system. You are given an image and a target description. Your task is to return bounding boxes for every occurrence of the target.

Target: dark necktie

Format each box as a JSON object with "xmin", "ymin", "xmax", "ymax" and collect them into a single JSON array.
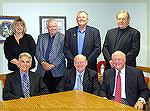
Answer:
[
  {"xmin": 22, "ymin": 74, "xmax": 30, "ymax": 98},
  {"xmin": 45, "ymin": 36, "xmax": 54, "ymax": 61},
  {"xmin": 115, "ymin": 70, "xmax": 121, "ymax": 103}
]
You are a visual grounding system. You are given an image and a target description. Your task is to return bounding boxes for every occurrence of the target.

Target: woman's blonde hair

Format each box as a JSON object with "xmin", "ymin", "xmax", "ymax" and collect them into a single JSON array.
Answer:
[{"xmin": 12, "ymin": 18, "xmax": 27, "ymax": 34}]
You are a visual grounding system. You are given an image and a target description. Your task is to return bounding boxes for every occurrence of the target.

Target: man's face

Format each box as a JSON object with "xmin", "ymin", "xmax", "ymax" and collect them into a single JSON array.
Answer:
[
  {"xmin": 19, "ymin": 56, "xmax": 32, "ymax": 72},
  {"xmin": 47, "ymin": 21, "xmax": 58, "ymax": 36},
  {"xmin": 74, "ymin": 56, "xmax": 87, "ymax": 73},
  {"xmin": 112, "ymin": 54, "xmax": 125, "ymax": 70},
  {"xmin": 76, "ymin": 12, "xmax": 88, "ymax": 28},
  {"xmin": 117, "ymin": 13, "xmax": 129, "ymax": 29}
]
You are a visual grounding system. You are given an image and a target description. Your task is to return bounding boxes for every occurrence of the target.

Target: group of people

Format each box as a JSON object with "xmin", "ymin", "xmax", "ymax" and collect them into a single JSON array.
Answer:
[{"xmin": 2, "ymin": 10, "xmax": 149, "ymax": 110}]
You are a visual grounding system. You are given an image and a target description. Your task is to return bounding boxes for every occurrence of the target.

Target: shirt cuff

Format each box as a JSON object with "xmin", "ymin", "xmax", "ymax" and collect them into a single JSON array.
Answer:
[{"xmin": 138, "ymin": 97, "xmax": 146, "ymax": 104}]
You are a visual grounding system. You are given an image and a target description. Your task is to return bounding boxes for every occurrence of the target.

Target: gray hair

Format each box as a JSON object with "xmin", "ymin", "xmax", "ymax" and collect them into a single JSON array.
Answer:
[
  {"xmin": 116, "ymin": 10, "xmax": 130, "ymax": 20},
  {"xmin": 19, "ymin": 52, "xmax": 32, "ymax": 62},
  {"xmin": 46, "ymin": 18, "xmax": 57, "ymax": 27}
]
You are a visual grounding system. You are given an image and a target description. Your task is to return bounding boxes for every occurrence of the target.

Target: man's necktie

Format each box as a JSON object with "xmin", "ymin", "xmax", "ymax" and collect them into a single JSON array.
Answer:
[
  {"xmin": 77, "ymin": 74, "xmax": 83, "ymax": 91},
  {"xmin": 22, "ymin": 74, "xmax": 30, "ymax": 98},
  {"xmin": 115, "ymin": 70, "xmax": 121, "ymax": 103}
]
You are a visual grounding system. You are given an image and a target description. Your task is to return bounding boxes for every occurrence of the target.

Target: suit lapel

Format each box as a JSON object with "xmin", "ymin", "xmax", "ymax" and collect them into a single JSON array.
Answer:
[
  {"xmin": 70, "ymin": 69, "xmax": 76, "ymax": 89},
  {"xmin": 110, "ymin": 69, "xmax": 116, "ymax": 94},
  {"xmin": 71, "ymin": 27, "xmax": 78, "ymax": 54},
  {"xmin": 82, "ymin": 26, "xmax": 90, "ymax": 53},
  {"xmin": 15, "ymin": 71, "xmax": 24, "ymax": 96},
  {"xmin": 29, "ymin": 72, "xmax": 34, "ymax": 96},
  {"xmin": 115, "ymin": 27, "xmax": 130, "ymax": 50}
]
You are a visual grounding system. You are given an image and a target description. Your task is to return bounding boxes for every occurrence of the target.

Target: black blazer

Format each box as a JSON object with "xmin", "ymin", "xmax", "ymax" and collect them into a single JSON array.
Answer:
[
  {"xmin": 56, "ymin": 68, "xmax": 101, "ymax": 95},
  {"xmin": 102, "ymin": 26, "xmax": 140, "ymax": 69},
  {"xmin": 101, "ymin": 66, "xmax": 149, "ymax": 107},
  {"xmin": 4, "ymin": 34, "xmax": 36, "ymax": 71},
  {"xmin": 3, "ymin": 71, "xmax": 49, "ymax": 101},
  {"xmin": 64, "ymin": 25, "xmax": 101, "ymax": 71}
]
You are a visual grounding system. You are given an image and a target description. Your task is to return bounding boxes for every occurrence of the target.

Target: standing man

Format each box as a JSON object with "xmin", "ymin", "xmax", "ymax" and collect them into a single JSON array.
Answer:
[
  {"xmin": 57, "ymin": 54, "xmax": 101, "ymax": 95},
  {"xmin": 64, "ymin": 11, "xmax": 101, "ymax": 72},
  {"xmin": 101, "ymin": 51, "xmax": 149, "ymax": 110},
  {"xmin": 3, "ymin": 52, "xmax": 49, "ymax": 101},
  {"xmin": 36, "ymin": 18, "xmax": 66, "ymax": 93},
  {"xmin": 102, "ymin": 10, "xmax": 140, "ymax": 70}
]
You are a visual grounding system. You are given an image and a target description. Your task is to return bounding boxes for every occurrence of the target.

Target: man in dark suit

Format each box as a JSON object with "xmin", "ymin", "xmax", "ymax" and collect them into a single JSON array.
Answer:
[
  {"xmin": 102, "ymin": 10, "xmax": 140, "ymax": 70},
  {"xmin": 64, "ymin": 11, "xmax": 101, "ymax": 72},
  {"xmin": 57, "ymin": 54, "xmax": 101, "ymax": 95},
  {"xmin": 101, "ymin": 51, "xmax": 149, "ymax": 110},
  {"xmin": 3, "ymin": 52, "xmax": 49, "ymax": 101}
]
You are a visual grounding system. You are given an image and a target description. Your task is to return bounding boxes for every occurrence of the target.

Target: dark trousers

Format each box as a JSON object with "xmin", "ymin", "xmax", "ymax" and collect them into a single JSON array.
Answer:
[{"xmin": 43, "ymin": 70, "xmax": 62, "ymax": 94}]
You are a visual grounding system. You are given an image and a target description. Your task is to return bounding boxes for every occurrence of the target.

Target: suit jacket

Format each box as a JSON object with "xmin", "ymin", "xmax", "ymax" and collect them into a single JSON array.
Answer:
[
  {"xmin": 35, "ymin": 32, "xmax": 66, "ymax": 77},
  {"xmin": 102, "ymin": 26, "xmax": 140, "ymax": 69},
  {"xmin": 101, "ymin": 66, "xmax": 149, "ymax": 107},
  {"xmin": 64, "ymin": 25, "xmax": 101, "ymax": 71},
  {"xmin": 56, "ymin": 68, "xmax": 101, "ymax": 95},
  {"xmin": 3, "ymin": 71, "xmax": 49, "ymax": 101}
]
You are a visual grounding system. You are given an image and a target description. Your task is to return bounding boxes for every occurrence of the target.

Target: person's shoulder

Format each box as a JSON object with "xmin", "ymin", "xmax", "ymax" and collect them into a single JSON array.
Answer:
[
  {"xmin": 86, "ymin": 25, "xmax": 99, "ymax": 31},
  {"xmin": 66, "ymin": 26, "xmax": 78, "ymax": 31},
  {"xmin": 86, "ymin": 68, "xmax": 97, "ymax": 75},
  {"xmin": 126, "ymin": 66, "xmax": 143, "ymax": 74},
  {"xmin": 128, "ymin": 26, "xmax": 140, "ymax": 33},
  {"xmin": 5, "ymin": 35, "xmax": 14, "ymax": 40}
]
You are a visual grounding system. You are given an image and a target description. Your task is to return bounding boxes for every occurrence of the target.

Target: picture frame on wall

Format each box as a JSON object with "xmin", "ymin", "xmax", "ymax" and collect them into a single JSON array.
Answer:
[
  {"xmin": 0, "ymin": 16, "xmax": 20, "ymax": 43},
  {"xmin": 39, "ymin": 16, "xmax": 66, "ymax": 35}
]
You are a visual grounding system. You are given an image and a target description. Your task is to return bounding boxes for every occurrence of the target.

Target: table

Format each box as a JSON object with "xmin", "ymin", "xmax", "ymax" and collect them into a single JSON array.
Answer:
[{"xmin": 0, "ymin": 90, "xmax": 142, "ymax": 111}]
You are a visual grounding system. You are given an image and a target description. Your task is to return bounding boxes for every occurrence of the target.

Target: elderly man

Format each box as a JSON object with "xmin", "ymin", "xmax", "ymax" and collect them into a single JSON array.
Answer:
[
  {"xmin": 102, "ymin": 10, "xmax": 140, "ymax": 70},
  {"xmin": 3, "ymin": 52, "xmax": 49, "ymax": 101},
  {"xmin": 36, "ymin": 18, "xmax": 66, "ymax": 93},
  {"xmin": 57, "ymin": 54, "xmax": 102, "ymax": 95},
  {"xmin": 101, "ymin": 51, "xmax": 149, "ymax": 110}
]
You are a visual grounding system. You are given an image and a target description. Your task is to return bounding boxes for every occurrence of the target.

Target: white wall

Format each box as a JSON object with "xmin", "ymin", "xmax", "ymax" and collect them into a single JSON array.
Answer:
[{"xmin": 0, "ymin": 2, "xmax": 149, "ymax": 74}]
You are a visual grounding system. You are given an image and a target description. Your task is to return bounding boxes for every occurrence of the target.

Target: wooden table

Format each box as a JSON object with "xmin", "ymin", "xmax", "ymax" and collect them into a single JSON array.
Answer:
[{"xmin": 0, "ymin": 90, "xmax": 142, "ymax": 111}]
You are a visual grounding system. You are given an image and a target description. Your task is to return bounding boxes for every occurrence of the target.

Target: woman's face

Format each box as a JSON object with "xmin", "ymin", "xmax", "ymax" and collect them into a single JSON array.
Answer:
[{"xmin": 14, "ymin": 22, "xmax": 24, "ymax": 34}]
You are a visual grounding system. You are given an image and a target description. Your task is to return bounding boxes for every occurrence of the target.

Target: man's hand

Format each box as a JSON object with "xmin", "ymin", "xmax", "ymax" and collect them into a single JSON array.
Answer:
[
  {"xmin": 41, "ymin": 61, "xmax": 55, "ymax": 70},
  {"xmin": 134, "ymin": 100, "xmax": 144, "ymax": 110}
]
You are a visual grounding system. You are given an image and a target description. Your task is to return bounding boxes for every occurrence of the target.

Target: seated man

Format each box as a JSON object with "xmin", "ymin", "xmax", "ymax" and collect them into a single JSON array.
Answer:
[
  {"xmin": 3, "ymin": 52, "xmax": 49, "ymax": 101},
  {"xmin": 101, "ymin": 51, "xmax": 149, "ymax": 110},
  {"xmin": 57, "ymin": 54, "xmax": 102, "ymax": 95}
]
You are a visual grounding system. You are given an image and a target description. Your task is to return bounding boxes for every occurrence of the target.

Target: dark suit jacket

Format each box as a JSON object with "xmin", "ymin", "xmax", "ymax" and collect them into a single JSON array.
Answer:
[
  {"xmin": 102, "ymin": 26, "xmax": 140, "ymax": 69},
  {"xmin": 101, "ymin": 66, "xmax": 149, "ymax": 107},
  {"xmin": 64, "ymin": 25, "xmax": 101, "ymax": 71},
  {"xmin": 3, "ymin": 71, "xmax": 49, "ymax": 101},
  {"xmin": 56, "ymin": 68, "xmax": 101, "ymax": 95}
]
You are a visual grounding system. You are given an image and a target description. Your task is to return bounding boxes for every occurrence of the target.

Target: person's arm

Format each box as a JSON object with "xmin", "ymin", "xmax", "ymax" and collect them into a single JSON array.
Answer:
[
  {"xmin": 126, "ymin": 30, "xmax": 140, "ymax": 64},
  {"xmin": 3, "ymin": 74, "xmax": 21, "ymax": 101},
  {"xmin": 102, "ymin": 30, "xmax": 112, "ymax": 63},
  {"xmin": 35, "ymin": 34, "xmax": 46, "ymax": 63},
  {"xmin": 134, "ymin": 70, "xmax": 149, "ymax": 109},
  {"xmin": 64, "ymin": 29, "xmax": 74, "ymax": 62},
  {"xmin": 87, "ymin": 28, "xmax": 101, "ymax": 64}
]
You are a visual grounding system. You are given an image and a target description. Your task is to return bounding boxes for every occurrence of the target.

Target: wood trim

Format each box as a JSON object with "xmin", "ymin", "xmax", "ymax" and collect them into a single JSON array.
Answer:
[{"xmin": 137, "ymin": 66, "xmax": 150, "ymax": 73}]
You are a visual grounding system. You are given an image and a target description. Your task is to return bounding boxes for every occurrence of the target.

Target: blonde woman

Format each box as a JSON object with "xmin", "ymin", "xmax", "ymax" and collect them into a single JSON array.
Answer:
[{"xmin": 4, "ymin": 18, "xmax": 36, "ymax": 71}]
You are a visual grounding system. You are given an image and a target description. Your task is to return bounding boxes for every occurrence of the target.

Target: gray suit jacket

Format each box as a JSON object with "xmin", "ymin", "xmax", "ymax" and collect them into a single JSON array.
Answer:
[
  {"xmin": 64, "ymin": 25, "xmax": 101, "ymax": 71},
  {"xmin": 35, "ymin": 32, "xmax": 66, "ymax": 77},
  {"xmin": 3, "ymin": 71, "xmax": 49, "ymax": 101}
]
